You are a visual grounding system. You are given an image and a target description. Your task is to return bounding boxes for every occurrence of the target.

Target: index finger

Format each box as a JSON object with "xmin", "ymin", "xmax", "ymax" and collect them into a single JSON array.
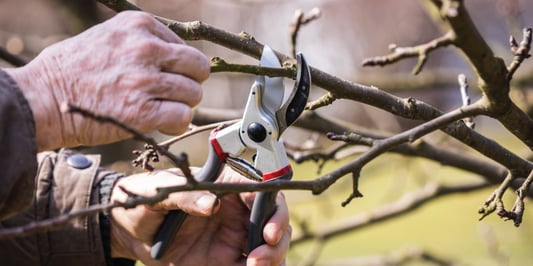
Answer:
[
  {"xmin": 157, "ymin": 43, "xmax": 210, "ymax": 83},
  {"xmin": 150, "ymin": 16, "xmax": 186, "ymax": 45},
  {"xmin": 117, "ymin": 11, "xmax": 185, "ymax": 44}
]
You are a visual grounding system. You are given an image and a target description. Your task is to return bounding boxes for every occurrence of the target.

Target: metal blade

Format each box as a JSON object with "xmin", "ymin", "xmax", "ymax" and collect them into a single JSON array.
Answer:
[
  {"xmin": 275, "ymin": 52, "xmax": 311, "ymax": 134},
  {"xmin": 260, "ymin": 45, "xmax": 284, "ymax": 118}
]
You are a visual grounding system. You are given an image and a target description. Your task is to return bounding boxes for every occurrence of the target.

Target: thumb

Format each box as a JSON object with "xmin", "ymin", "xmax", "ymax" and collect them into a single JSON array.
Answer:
[
  {"xmin": 159, "ymin": 189, "xmax": 219, "ymax": 216},
  {"xmin": 147, "ymin": 170, "xmax": 220, "ymax": 216}
]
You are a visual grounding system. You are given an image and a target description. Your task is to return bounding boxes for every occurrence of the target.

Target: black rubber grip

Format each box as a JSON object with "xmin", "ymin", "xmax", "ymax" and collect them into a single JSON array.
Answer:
[
  {"xmin": 248, "ymin": 191, "xmax": 278, "ymax": 252},
  {"xmin": 151, "ymin": 143, "xmax": 224, "ymax": 259},
  {"xmin": 150, "ymin": 209, "xmax": 188, "ymax": 259}
]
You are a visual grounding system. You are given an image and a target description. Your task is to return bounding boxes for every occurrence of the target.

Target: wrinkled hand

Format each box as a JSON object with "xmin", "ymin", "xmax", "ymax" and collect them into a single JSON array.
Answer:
[
  {"xmin": 110, "ymin": 167, "xmax": 291, "ymax": 266},
  {"xmin": 5, "ymin": 11, "xmax": 209, "ymax": 151}
]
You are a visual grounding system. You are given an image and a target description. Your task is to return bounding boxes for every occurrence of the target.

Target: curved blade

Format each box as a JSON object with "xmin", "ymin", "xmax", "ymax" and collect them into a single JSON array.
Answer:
[
  {"xmin": 275, "ymin": 52, "xmax": 311, "ymax": 134},
  {"xmin": 260, "ymin": 45, "xmax": 284, "ymax": 117}
]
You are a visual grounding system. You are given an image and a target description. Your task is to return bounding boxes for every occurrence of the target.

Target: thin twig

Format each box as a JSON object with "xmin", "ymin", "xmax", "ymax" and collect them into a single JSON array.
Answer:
[
  {"xmin": 291, "ymin": 181, "xmax": 489, "ymax": 245},
  {"xmin": 362, "ymin": 31, "xmax": 455, "ymax": 75},
  {"xmin": 0, "ymin": 202, "xmax": 119, "ymax": 239},
  {"xmin": 507, "ymin": 28, "xmax": 532, "ymax": 81},
  {"xmin": 305, "ymin": 92, "xmax": 336, "ymax": 111},
  {"xmin": 478, "ymin": 171, "xmax": 512, "ymax": 221},
  {"xmin": 210, "ymin": 57, "xmax": 294, "ymax": 78},
  {"xmin": 507, "ymin": 169, "xmax": 533, "ymax": 226},
  {"xmin": 62, "ymin": 103, "xmax": 196, "ymax": 183},
  {"xmin": 322, "ymin": 100, "xmax": 486, "ymax": 203},
  {"xmin": 97, "ymin": 0, "xmax": 533, "ymax": 179},
  {"xmin": 428, "ymin": 0, "xmax": 533, "ymax": 150},
  {"xmin": 458, "ymin": 74, "xmax": 475, "ymax": 128},
  {"xmin": 319, "ymin": 246, "xmax": 453, "ymax": 266},
  {"xmin": 289, "ymin": 8, "xmax": 321, "ymax": 58},
  {"xmin": 158, "ymin": 119, "xmax": 240, "ymax": 149}
]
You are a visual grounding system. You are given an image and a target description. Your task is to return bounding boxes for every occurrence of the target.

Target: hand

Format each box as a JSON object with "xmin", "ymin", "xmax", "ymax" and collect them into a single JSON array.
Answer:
[
  {"xmin": 109, "ymin": 167, "xmax": 291, "ymax": 266},
  {"xmin": 4, "ymin": 11, "xmax": 209, "ymax": 151}
]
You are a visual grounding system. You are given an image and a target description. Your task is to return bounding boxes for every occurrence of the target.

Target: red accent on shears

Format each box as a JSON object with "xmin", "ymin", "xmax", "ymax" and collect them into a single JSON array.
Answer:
[
  {"xmin": 210, "ymin": 130, "xmax": 228, "ymax": 161},
  {"xmin": 262, "ymin": 165, "xmax": 292, "ymax": 182}
]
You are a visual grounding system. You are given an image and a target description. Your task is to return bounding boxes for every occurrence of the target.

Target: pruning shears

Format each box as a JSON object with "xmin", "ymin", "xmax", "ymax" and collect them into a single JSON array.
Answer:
[{"xmin": 151, "ymin": 45, "xmax": 311, "ymax": 259}]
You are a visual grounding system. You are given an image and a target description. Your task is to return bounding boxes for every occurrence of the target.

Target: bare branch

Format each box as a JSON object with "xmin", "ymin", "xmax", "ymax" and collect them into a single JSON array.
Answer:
[
  {"xmin": 362, "ymin": 31, "xmax": 455, "ymax": 75},
  {"xmin": 292, "ymin": 111, "xmax": 521, "ymax": 193},
  {"xmin": 427, "ymin": 0, "xmax": 533, "ymax": 150},
  {"xmin": 314, "ymin": 101, "xmax": 487, "ymax": 202},
  {"xmin": 98, "ymin": 0, "xmax": 533, "ymax": 177},
  {"xmin": 291, "ymin": 181, "xmax": 489, "ymax": 245},
  {"xmin": 458, "ymin": 74, "xmax": 475, "ymax": 128},
  {"xmin": 158, "ymin": 119, "xmax": 240, "ymax": 149},
  {"xmin": 62, "ymin": 103, "xmax": 196, "ymax": 183},
  {"xmin": 0, "ymin": 202, "xmax": 118, "ymax": 239},
  {"xmin": 210, "ymin": 57, "xmax": 294, "ymax": 78},
  {"xmin": 341, "ymin": 171, "xmax": 364, "ymax": 206},
  {"xmin": 290, "ymin": 8, "xmax": 321, "ymax": 58},
  {"xmin": 507, "ymin": 28, "xmax": 532, "ymax": 81},
  {"xmin": 508, "ymin": 169, "xmax": 533, "ymax": 226},
  {"xmin": 320, "ymin": 246, "xmax": 454, "ymax": 266},
  {"xmin": 478, "ymin": 171, "xmax": 512, "ymax": 221},
  {"xmin": 305, "ymin": 92, "xmax": 336, "ymax": 111}
]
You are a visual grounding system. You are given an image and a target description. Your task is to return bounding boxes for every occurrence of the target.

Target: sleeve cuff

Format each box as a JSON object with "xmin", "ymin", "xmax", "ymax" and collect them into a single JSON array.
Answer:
[{"xmin": 96, "ymin": 171, "xmax": 135, "ymax": 266}]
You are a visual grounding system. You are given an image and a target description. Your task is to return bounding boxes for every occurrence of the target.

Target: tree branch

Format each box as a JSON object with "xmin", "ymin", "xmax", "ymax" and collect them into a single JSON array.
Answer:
[
  {"xmin": 291, "ymin": 181, "xmax": 488, "ymax": 245},
  {"xmin": 362, "ymin": 31, "xmax": 456, "ymax": 75},
  {"xmin": 289, "ymin": 8, "xmax": 321, "ymax": 58},
  {"xmin": 427, "ymin": 0, "xmax": 533, "ymax": 150},
  {"xmin": 62, "ymin": 103, "xmax": 196, "ymax": 183},
  {"xmin": 507, "ymin": 28, "xmax": 532, "ymax": 81},
  {"xmin": 97, "ymin": 0, "xmax": 533, "ymax": 179}
]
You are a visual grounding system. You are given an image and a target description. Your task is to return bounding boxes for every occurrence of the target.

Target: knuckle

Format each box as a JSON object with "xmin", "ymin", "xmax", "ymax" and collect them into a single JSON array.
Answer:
[
  {"xmin": 174, "ymin": 46, "xmax": 211, "ymax": 82},
  {"xmin": 118, "ymin": 73, "xmax": 153, "ymax": 91},
  {"xmin": 136, "ymin": 39, "xmax": 161, "ymax": 55},
  {"xmin": 194, "ymin": 51, "xmax": 211, "ymax": 81},
  {"xmin": 189, "ymin": 83, "xmax": 203, "ymax": 106},
  {"xmin": 119, "ymin": 11, "xmax": 156, "ymax": 29},
  {"xmin": 179, "ymin": 106, "xmax": 194, "ymax": 126}
]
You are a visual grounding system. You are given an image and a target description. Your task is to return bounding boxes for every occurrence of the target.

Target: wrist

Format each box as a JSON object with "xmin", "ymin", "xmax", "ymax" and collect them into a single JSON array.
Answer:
[
  {"xmin": 3, "ymin": 65, "xmax": 64, "ymax": 151},
  {"xmin": 109, "ymin": 216, "xmax": 137, "ymax": 260}
]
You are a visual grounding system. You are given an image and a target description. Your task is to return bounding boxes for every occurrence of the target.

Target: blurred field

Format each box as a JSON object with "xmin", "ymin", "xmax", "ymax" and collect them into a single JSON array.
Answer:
[
  {"xmin": 285, "ymin": 122, "xmax": 533, "ymax": 266},
  {"xmin": 286, "ymin": 159, "xmax": 533, "ymax": 266}
]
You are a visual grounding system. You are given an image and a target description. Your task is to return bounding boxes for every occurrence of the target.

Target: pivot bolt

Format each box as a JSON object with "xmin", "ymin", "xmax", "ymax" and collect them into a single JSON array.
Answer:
[{"xmin": 247, "ymin": 122, "xmax": 267, "ymax": 143}]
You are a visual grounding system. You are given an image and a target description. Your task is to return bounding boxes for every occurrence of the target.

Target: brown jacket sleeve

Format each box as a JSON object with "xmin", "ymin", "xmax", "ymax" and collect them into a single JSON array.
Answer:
[
  {"xmin": 0, "ymin": 149, "xmax": 107, "ymax": 265},
  {"xmin": 0, "ymin": 69, "xmax": 38, "ymax": 220}
]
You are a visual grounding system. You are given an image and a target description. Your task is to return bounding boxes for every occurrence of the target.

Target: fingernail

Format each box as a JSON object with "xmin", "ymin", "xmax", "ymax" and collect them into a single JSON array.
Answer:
[
  {"xmin": 195, "ymin": 194, "xmax": 216, "ymax": 213},
  {"xmin": 265, "ymin": 224, "xmax": 282, "ymax": 243}
]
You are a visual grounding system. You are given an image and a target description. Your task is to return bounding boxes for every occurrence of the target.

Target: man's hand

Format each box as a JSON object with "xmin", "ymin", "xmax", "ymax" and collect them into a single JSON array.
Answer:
[
  {"xmin": 109, "ymin": 167, "xmax": 291, "ymax": 266},
  {"xmin": 5, "ymin": 11, "xmax": 209, "ymax": 151}
]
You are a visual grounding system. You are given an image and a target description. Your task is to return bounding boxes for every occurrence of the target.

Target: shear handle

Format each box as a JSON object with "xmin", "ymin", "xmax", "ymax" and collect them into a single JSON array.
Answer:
[
  {"xmin": 151, "ymin": 143, "xmax": 225, "ymax": 259},
  {"xmin": 248, "ymin": 191, "xmax": 277, "ymax": 252},
  {"xmin": 248, "ymin": 168, "xmax": 292, "ymax": 252}
]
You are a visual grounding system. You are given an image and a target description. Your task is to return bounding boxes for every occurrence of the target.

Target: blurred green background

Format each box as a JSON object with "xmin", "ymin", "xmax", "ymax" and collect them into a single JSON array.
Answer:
[{"xmin": 285, "ymin": 122, "xmax": 533, "ymax": 266}]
